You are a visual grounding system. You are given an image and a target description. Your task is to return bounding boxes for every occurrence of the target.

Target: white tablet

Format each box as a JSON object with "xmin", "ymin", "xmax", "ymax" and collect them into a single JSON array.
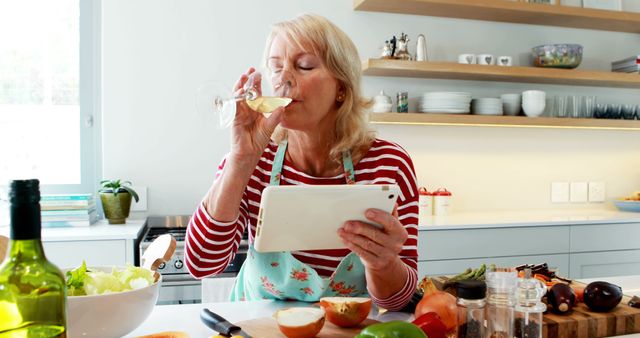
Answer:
[{"xmin": 254, "ymin": 184, "xmax": 401, "ymax": 252}]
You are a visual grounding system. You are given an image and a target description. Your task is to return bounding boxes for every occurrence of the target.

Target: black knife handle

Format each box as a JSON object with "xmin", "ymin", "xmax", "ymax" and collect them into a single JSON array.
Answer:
[{"xmin": 200, "ymin": 308, "xmax": 242, "ymax": 336}]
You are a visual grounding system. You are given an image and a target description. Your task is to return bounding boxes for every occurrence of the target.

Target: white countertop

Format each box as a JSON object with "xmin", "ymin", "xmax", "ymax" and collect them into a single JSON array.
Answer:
[
  {"xmin": 0, "ymin": 219, "xmax": 146, "ymax": 241},
  {"xmin": 419, "ymin": 209, "xmax": 640, "ymax": 230},
  {"xmin": 126, "ymin": 300, "xmax": 411, "ymax": 338}
]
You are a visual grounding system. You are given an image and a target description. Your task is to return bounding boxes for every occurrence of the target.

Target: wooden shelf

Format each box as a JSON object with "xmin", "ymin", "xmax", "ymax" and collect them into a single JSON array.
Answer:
[
  {"xmin": 369, "ymin": 113, "xmax": 640, "ymax": 130},
  {"xmin": 362, "ymin": 59, "xmax": 640, "ymax": 88},
  {"xmin": 353, "ymin": 0, "xmax": 640, "ymax": 33}
]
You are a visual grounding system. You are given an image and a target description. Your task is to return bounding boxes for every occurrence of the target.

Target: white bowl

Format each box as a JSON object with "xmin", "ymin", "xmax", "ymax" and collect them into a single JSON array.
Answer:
[
  {"xmin": 523, "ymin": 103, "xmax": 546, "ymax": 117},
  {"xmin": 66, "ymin": 266, "xmax": 161, "ymax": 338}
]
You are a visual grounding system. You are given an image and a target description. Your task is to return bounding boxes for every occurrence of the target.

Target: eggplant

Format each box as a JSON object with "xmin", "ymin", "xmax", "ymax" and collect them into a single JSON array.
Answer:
[
  {"xmin": 546, "ymin": 283, "xmax": 576, "ymax": 314},
  {"xmin": 583, "ymin": 281, "xmax": 623, "ymax": 312}
]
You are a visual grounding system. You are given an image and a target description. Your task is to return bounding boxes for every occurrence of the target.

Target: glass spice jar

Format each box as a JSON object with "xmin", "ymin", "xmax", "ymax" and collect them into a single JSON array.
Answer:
[
  {"xmin": 456, "ymin": 280, "xmax": 486, "ymax": 338},
  {"xmin": 485, "ymin": 268, "xmax": 518, "ymax": 338},
  {"xmin": 396, "ymin": 91, "xmax": 408, "ymax": 113}
]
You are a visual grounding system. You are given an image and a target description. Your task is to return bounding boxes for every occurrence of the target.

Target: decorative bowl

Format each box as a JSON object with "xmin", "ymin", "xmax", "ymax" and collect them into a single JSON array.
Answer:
[
  {"xmin": 532, "ymin": 44, "xmax": 583, "ymax": 69},
  {"xmin": 66, "ymin": 266, "xmax": 160, "ymax": 338},
  {"xmin": 613, "ymin": 200, "xmax": 640, "ymax": 213}
]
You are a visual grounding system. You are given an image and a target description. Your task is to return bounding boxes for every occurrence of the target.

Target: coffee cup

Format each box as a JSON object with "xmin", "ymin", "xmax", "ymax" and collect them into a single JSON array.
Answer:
[
  {"xmin": 497, "ymin": 56, "xmax": 513, "ymax": 66},
  {"xmin": 477, "ymin": 54, "xmax": 495, "ymax": 65},
  {"xmin": 458, "ymin": 54, "xmax": 476, "ymax": 64}
]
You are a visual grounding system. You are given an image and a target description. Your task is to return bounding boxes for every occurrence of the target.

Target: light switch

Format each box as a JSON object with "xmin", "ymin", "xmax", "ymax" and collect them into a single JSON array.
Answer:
[
  {"xmin": 588, "ymin": 182, "xmax": 606, "ymax": 202},
  {"xmin": 130, "ymin": 186, "xmax": 147, "ymax": 211},
  {"xmin": 551, "ymin": 182, "xmax": 569, "ymax": 203},
  {"xmin": 570, "ymin": 182, "xmax": 588, "ymax": 203}
]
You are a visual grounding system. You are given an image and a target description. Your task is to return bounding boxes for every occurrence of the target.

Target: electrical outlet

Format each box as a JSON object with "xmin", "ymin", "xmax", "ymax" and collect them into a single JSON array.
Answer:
[
  {"xmin": 588, "ymin": 182, "xmax": 606, "ymax": 202},
  {"xmin": 551, "ymin": 182, "xmax": 569, "ymax": 203},
  {"xmin": 570, "ymin": 182, "xmax": 588, "ymax": 203},
  {"xmin": 130, "ymin": 186, "xmax": 147, "ymax": 211}
]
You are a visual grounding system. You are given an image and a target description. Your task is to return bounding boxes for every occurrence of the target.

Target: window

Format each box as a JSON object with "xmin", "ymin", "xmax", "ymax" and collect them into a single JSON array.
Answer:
[{"xmin": 0, "ymin": 0, "xmax": 99, "ymax": 193}]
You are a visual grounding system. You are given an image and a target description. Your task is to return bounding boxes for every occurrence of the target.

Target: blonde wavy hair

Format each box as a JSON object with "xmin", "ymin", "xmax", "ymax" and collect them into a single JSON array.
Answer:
[{"xmin": 263, "ymin": 14, "xmax": 374, "ymax": 163}]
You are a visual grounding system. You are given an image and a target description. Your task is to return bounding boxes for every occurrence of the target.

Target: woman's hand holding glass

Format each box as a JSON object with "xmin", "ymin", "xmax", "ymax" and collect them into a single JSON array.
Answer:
[{"xmin": 338, "ymin": 205, "xmax": 408, "ymax": 272}]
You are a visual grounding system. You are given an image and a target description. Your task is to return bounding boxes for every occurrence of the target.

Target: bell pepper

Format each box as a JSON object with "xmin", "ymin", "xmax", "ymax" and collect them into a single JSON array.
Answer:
[
  {"xmin": 412, "ymin": 312, "xmax": 447, "ymax": 338},
  {"xmin": 355, "ymin": 320, "xmax": 427, "ymax": 338}
]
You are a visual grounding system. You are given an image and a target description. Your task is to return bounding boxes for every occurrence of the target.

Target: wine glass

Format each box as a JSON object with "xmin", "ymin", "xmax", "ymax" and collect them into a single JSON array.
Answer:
[{"xmin": 196, "ymin": 71, "xmax": 292, "ymax": 129}]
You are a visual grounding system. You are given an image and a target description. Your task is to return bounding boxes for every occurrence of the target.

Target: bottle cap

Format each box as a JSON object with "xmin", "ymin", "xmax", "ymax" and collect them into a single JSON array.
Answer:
[
  {"xmin": 9, "ymin": 179, "xmax": 40, "ymax": 204},
  {"xmin": 456, "ymin": 280, "xmax": 487, "ymax": 300}
]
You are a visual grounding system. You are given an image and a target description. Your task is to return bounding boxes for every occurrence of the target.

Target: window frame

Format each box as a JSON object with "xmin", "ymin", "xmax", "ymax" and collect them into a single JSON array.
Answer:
[{"xmin": 38, "ymin": 0, "xmax": 102, "ymax": 195}]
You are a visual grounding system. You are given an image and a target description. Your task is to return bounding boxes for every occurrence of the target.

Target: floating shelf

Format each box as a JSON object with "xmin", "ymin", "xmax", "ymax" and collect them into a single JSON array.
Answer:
[
  {"xmin": 362, "ymin": 59, "xmax": 640, "ymax": 88},
  {"xmin": 369, "ymin": 113, "xmax": 640, "ymax": 130},
  {"xmin": 353, "ymin": 0, "xmax": 640, "ymax": 34}
]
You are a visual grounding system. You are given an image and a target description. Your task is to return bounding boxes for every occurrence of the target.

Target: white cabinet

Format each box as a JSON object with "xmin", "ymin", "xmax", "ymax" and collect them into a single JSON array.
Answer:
[{"xmin": 44, "ymin": 240, "xmax": 128, "ymax": 269}]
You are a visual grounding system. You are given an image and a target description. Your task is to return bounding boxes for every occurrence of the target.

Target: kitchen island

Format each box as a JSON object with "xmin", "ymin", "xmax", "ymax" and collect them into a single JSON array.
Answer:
[
  {"xmin": 127, "ymin": 293, "xmax": 640, "ymax": 338},
  {"xmin": 126, "ymin": 300, "xmax": 411, "ymax": 337}
]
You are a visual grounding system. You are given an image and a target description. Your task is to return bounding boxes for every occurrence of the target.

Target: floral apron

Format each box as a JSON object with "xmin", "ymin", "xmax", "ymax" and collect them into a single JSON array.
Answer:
[{"xmin": 230, "ymin": 139, "xmax": 368, "ymax": 301}]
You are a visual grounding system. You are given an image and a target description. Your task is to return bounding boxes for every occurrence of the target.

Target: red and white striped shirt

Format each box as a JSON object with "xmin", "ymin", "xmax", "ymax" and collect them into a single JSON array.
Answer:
[{"xmin": 185, "ymin": 138, "xmax": 419, "ymax": 310}]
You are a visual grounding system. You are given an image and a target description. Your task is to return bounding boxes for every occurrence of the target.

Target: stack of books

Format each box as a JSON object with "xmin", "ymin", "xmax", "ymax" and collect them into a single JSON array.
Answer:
[
  {"xmin": 612, "ymin": 55, "xmax": 640, "ymax": 73},
  {"xmin": 40, "ymin": 194, "xmax": 99, "ymax": 227}
]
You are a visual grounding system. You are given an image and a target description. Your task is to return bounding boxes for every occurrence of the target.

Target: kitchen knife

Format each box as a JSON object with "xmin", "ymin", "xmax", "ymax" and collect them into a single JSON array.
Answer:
[{"xmin": 200, "ymin": 308, "xmax": 251, "ymax": 338}]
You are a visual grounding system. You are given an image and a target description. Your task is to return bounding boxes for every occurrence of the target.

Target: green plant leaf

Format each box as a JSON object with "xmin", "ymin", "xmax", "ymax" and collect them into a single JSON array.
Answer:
[{"xmin": 120, "ymin": 186, "xmax": 139, "ymax": 202}]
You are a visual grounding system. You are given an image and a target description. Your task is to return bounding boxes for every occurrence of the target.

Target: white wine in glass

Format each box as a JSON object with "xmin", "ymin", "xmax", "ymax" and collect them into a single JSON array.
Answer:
[{"xmin": 196, "ymin": 72, "xmax": 291, "ymax": 128}]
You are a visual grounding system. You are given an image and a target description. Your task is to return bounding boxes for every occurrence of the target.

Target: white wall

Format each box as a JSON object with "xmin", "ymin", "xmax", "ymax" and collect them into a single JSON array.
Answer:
[{"xmin": 102, "ymin": 0, "xmax": 640, "ymax": 215}]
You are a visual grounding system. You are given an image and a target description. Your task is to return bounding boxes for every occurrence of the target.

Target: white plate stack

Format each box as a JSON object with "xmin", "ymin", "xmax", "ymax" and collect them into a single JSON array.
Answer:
[
  {"xmin": 471, "ymin": 98, "xmax": 503, "ymax": 115},
  {"xmin": 418, "ymin": 92, "xmax": 471, "ymax": 114}
]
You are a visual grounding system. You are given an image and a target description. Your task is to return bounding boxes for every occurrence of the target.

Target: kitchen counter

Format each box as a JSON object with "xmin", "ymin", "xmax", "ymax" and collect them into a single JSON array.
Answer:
[
  {"xmin": 126, "ymin": 298, "xmax": 640, "ymax": 338},
  {"xmin": 126, "ymin": 300, "xmax": 411, "ymax": 338},
  {"xmin": 0, "ymin": 218, "xmax": 146, "ymax": 241},
  {"xmin": 419, "ymin": 209, "xmax": 640, "ymax": 230}
]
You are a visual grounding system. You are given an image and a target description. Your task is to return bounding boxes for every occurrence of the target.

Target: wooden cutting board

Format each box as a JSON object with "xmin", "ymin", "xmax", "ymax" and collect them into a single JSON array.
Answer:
[
  {"xmin": 235, "ymin": 317, "xmax": 378, "ymax": 338},
  {"xmin": 432, "ymin": 276, "xmax": 640, "ymax": 338}
]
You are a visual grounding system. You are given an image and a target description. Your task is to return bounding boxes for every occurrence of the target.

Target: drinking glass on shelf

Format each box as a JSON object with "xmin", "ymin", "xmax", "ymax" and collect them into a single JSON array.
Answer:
[
  {"xmin": 568, "ymin": 95, "xmax": 581, "ymax": 118},
  {"xmin": 553, "ymin": 95, "xmax": 567, "ymax": 118},
  {"xmin": 594, "ymin": 103, "xmax": 607, "ymax": 119},
  {"xmin": 582, "ymin": 96, "xmax": 596, "ymax": 118},
  {"xmin": 607, "ymin": 104, "xmax": 621, "ymax": 119},
  {"xmin": 622, "ymin": 104, "xmax": 637, "ymax": 120},
  {"xmin": 195, "ymin": 71, "xmax": 292, "ymax": 129}
]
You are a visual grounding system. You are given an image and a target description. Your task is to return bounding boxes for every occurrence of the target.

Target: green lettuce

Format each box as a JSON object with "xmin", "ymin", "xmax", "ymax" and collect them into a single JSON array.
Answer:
[{"xmin": 65, "ymin": 261, "xmax": 155, "ymax": 296}]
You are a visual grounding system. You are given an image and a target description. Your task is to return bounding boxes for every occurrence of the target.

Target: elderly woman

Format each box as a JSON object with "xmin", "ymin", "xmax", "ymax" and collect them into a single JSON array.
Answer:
[{"xmin": 185, "ymin": 14, "xmax": 419, "ymax": 311}]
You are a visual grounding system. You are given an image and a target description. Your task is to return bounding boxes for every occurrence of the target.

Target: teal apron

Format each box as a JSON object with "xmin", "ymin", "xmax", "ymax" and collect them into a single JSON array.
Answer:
[{"xmin": 230, "ymin": 139, "xmax": 367, "ymax": 301}]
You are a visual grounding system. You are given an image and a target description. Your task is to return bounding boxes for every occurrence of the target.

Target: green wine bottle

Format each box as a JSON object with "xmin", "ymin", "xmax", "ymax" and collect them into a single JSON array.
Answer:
[{"xmin": 0, "ymin": 179, "xmax": 66, "ymax": 337}]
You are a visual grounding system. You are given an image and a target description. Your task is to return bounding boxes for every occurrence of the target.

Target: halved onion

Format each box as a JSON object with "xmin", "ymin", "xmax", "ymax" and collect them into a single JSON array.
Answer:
[
  {"xmin": 275, "ymin": 307, "xmax": 325, "ymax": 338},
  {"xmin": 319, "ymin": 297, "xmax": 372, "ymax": 328}
]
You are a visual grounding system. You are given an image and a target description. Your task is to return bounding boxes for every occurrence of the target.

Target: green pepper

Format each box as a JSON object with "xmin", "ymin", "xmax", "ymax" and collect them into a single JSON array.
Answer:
[{"xmin": 355, "ymin": 320, "xmax": 428, "ymax": 338}]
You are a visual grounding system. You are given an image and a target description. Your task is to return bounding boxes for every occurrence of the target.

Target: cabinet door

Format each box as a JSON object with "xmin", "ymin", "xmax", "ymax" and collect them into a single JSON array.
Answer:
[
  {"xmin": 43, "ymin": 240, "xmax": 127, "ymax": 269},
  {"xmin": 418, "ymin": 254, "xmax": 569, "ymax": 277},
  {"xmin": 419, "ymin": 226, "xmax": 570, "ymax": 260},
  {"xmin": 570, "ymin": 223, "xmax": 640, "ymax": 252},
  {"xmin": 569, "ymin": 250, "xmax": 640, "ymax": 279}
]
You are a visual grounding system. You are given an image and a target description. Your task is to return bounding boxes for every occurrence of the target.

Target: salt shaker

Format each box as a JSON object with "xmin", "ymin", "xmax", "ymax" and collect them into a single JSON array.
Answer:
[
  {"xmin": 432, "ymin": 188, "xmax": 452, "ymax": 216},
  {"xmin": 418, "ymin": 187, "xmax": 433, "ymax": 225},
  {"xmin": 457, "ymin": 280, "xmax": 486, "ymax": 338},
  {"xmin": 416, "ymin": 34, "xmax": 428, "ymax": 61},
  {"xmin": 514, "ymin": 268, "xmax": 546, "ymax": 338}
]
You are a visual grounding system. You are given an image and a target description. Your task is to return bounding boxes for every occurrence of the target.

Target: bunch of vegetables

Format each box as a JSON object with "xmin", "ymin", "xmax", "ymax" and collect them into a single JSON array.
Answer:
[
  {"xmin": 443, "ymin": 263, "xmax": 493, "ymax": 289},
  {"xmin": 413, "ymin": 278, "xmax": 457, "ymax": 337}
]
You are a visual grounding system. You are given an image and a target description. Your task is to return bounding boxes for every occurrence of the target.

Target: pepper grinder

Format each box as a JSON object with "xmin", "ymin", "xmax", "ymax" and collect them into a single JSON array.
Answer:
[{"xmin": 514, "ymin": 268, "xmax": 546, "ymax": 338}]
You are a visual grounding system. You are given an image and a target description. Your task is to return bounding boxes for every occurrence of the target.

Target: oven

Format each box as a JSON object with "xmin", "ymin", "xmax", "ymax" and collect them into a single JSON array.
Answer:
[{"xmin": 139, "ymin": 215, "xmax": 248, "ymax": 304}]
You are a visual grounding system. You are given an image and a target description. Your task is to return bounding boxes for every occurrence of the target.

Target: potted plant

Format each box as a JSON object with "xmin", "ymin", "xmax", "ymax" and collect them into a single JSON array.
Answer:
[{"xmin": 99, "ymin": 179, "xmax": 139, "ymax": 224}]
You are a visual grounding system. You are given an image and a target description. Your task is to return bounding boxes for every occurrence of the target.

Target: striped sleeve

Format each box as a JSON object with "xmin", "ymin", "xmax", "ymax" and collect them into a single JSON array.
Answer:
[
  {"xmin": 368, "ymin": 141, "xmax": 419, "ymax": 310},
  {"xmin": 184, "ymin": 155, "xmax": 249, "ymax": 279}
]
